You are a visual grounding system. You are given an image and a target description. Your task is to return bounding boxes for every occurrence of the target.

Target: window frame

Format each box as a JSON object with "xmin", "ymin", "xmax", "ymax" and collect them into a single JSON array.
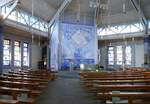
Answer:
[
  {"xmin": 22, "ymin": 42, "xmax": 30, "ymax": 67},
  {"xmin": 125, "ymin": 46, "xmax": 132, "ymax": 65},
  {"xmin": 116, "ymin": 46, "xmax": 123, "ymax": 65},
  {"xmin": 108, "ymin": 46, "xmax": 115, "ymax": 65},
  {"xmin": 14, "ymin": 41, "xmax": 21, "ymax": 67},
  {"xmin": 3, "ymin": 39, "xmax": 11, "ymax": 66}
]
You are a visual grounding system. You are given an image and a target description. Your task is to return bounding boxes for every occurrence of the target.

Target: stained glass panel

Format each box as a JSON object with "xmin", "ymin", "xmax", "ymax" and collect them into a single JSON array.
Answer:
[
  {"xmin": 108, "ymin": 47, "xmax": 114, "ymax": 65},
  {"xmin": 3, "ymin": 39, "xmax": 11, "ymax": 65},
  {"xmin": 125, "ymin": 46, "xmax": 132, "ymax": 65},
  {"xmin": 23, "ymin": 43, "xmax": 29, "ymax": 66},
  {"xmin": 14, "ymin": 41, "xmax": 21, "ymax": 67},
  {"xmin": 116, "ymin": 46, "xmax": 123, "ymax": 65}
]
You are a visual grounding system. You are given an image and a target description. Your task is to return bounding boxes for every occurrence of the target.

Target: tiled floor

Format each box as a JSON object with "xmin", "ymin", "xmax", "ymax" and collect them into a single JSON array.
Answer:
[{"xmin": 36, "ymin": 72, "xmax": 100, "ymax": 104}]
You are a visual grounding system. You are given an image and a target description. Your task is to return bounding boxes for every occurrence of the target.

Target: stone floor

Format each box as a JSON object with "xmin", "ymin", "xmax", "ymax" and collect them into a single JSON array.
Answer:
[{"xmin": 35, "ymin": 71, "xmax": 101, "ymax": 104}]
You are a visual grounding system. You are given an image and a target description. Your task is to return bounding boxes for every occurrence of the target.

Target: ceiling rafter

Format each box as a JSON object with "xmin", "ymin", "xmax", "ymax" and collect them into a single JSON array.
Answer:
[
  {"xmin": 0, "ymin": 0, "xmax": 14, "ymax": 7},
  {"xmin": 48, "ymin": 0, "xmax": 72, "ymax": 27},
  {"xmin": 130, "ymin": 0, "xmax": 148, "ymax": 34},
  {"xmin": 0, "ymin": 0, "xmax": 20, "ymax": 21}
]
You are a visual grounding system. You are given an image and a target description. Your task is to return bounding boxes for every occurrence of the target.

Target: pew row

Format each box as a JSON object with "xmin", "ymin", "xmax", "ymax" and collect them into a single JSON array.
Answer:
[
  {"xmin": 79, "ymin": 70, "xmax": 150, "ymax": 104},
  {"xmin": 0, "ymin": 69, "xmax": 56, "ymax": 104}
]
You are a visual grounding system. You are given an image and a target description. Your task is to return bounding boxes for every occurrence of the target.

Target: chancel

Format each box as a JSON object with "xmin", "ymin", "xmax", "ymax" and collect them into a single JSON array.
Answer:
[{"xmin": 0, "ymin": 0, "xmax": 150, "ymax": 104}]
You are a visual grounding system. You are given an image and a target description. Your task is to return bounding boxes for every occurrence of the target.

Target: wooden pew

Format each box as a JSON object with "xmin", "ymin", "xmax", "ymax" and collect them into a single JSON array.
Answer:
[
  {"xmin": 0, "ymin": 80, "xmax": 40, "ymax": 90},
  {"xmin": 94, "ymin": 84, "xmax": 150, "ymax": 91},
  {"xmin": 9, "ymin": 70, "xmax": 52, "ymax": 76},
  {"xmin": 92, "ymin": 79, "xmax": 150, "ymax": 85},
  {"xmin": 0, "ymin": 80, "xmax": 41, "ymax": 103},
  {"xmin": 8, "ymin": 71, "xmax": 55, "ymax": 80},
  {"xmin": 0, "ymin": 86, "xmax": 39, "ymax": 99},
  {"xmin": 82, "ymin": 77, "xmax": 150, "ymax": 89},
  {"xmin": 0, "ymin": 99, "xmax": 19, "ymax": 104},
  {"xmin": 79, "ymin": 70, "xmax": 150, "ymax": 104},
  {"xmin": 2, "ymin": 74, "xmax": 50, "ymax": 86},
  {"xmin": 0, "ymin": 75, "xmax": 48, "ymax": 90},
  {"xmin": 98, "ymin": 92, "xmax": 150, "ymax": 104},
  {"xmin": 19, "ymin": 98, "xmax": 35, "ymax": 104},
  {"xmin": 3, "ymin": 73, "xmax": 50, "ymax": 80},
  {"xmin": 0, "ymin": 77, "xmax": 49, "ymax": 88},
  {"xmin": 0, "ymin": 76, "xmax": 49, "ymax": 83},
  {"xmin": 0, "ymin": 69, "xmax": 55, "ymax": 103},
  {"xmin": 0, "ymin": 86, "xmax": 29, "ymax": 99},
  {"xmin": 79, "ymin": 71, "xmax": 143, "ymax": 79},
  {"xmin": 94, "ymin": 85, "xmax": 150, "ymax": 104}
]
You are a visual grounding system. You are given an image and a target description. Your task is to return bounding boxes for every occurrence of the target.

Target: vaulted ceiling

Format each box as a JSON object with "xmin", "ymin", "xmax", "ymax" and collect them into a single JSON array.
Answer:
[
  {"xmin": 18, "ymin": 0, "xmax": 150, "ymax": 24},
  {"xmin": 18, "ymin": 0, "xmax": 64, "ymax": 21}
]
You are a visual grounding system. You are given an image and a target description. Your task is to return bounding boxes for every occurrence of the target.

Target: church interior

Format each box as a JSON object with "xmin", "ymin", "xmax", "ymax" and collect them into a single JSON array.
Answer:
[{"xmin": 0, "ymin": 0, "xmax": 150, "ymax": 104}]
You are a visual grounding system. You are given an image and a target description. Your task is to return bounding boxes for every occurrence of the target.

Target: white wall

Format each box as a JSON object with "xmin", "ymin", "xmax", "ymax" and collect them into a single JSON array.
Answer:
[
  {"xmin": 135, "ymin": 41, "xmax": 144, "ymax": 67},
  {"xmin": 3, "ymin": 33, "xmax": 42, "ymax": 70},
  {"xmin": 31, "ymin": 43, "xmax": 42, "ymax": 69},
  {"xmin": 100, "ymin": 46, "xmax": 107, "ymax": 68},
  {"xmin": 98, "ymin": 37, "xmax": 144, "ymax": 69}
]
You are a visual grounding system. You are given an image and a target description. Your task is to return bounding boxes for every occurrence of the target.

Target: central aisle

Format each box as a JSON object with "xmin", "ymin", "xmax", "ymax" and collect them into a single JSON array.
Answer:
[{"xmin": 36, "ymin": 71, "xmax": 100, "ymax": 104}]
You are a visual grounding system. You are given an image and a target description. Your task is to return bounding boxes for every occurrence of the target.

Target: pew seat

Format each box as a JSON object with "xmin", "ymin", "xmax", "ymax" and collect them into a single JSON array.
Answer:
[
  {"xmin": 19, "ymin": 98, "xmax": 35, "ymax": 104},
  {"xmin": 0, "ymin": 99, "xmax": 19, "ymax": 104},
  {"xmin": 98, "ymin": 92, "xmax": 150, "ymax": 104},
  {"xmin": 0, "ymin": 69, "xmax": 55, "ymax": 104},
  {"xmin": 94, "ymin": 84, "xmax": 150, "ymax": 92},
  {"xmin": 0, "ymin": 86, "xmax": 41, "ymax": 100}
]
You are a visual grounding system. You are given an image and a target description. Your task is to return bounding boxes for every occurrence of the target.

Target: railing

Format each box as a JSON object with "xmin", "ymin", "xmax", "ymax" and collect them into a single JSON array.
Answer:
[{"xmin": 0, "ymin": 1, "xmax": 48, "ymax": 33}]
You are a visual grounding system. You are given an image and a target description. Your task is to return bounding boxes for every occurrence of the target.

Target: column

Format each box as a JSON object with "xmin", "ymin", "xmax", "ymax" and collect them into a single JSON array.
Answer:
[
  {"xmin": 0, "ymin": 25, "xmax": 3, "ymax": 74},
  {"xmin": 144, "ymin": 35, "xmax": 150, "ymax": 67}
]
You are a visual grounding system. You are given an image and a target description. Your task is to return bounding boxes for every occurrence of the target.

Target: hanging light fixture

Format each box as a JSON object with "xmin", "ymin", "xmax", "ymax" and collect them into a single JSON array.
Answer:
[
  {"xmin": 123, "ymin": 3, "xmax": 126, "ymax": 14},
  {"xmin": 105, "ymin": 0, "xmax": 111, "ymax": 33},
  {"xmin": 97, "ymin": 0, "xmax": 109, "ymax": 27},
  {"xmin": 38, "ymin": 35, "xmax": 41, "ymax": 47},
  {"xmin": 31, "ymin": 0, "xmax": 34, "ymax": 45},
  {"xmin": 121, "ymin": 0, "xmax": 128, "ymax": 70},
  {"xmin": 76, "ymin": 0, "xmax": 80, "ymax": 23}
]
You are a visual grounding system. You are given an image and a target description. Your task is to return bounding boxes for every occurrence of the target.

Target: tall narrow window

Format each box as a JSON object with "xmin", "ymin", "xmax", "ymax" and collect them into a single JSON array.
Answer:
[
  {"xmin": 14, "ymin": 41, "xmax": 21, "ymax": 67},
  {"xmin": 23, "ymin": 43, "xmax": 29, "ymax": 66},
  {"xmin": 116, "ymin": 46, "xmax": 123, "ymax": 65},
  {"xmin": 108, "ymin": 47, "xmax": 114, "ymax": 65},
  {"xmin": 125, "ymin": 46, "xmax": 132, "ymax": 65},
  {"xmin": 3, "ymin": 39, "xmax": 11, "ymax": 65}
]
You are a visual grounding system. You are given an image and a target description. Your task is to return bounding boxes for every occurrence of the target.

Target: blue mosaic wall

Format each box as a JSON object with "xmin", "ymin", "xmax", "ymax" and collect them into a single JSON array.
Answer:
[
  {"xmin": 61, "ymin": 23, "xmax": 97, "ymax": 69},
  {"xmin": 50, "ymin": 21, "xmax": 59, "ymax": 71}
]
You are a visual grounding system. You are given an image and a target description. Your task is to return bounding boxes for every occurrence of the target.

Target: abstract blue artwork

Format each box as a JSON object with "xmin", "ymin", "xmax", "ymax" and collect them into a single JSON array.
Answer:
[
  {"xmin": 50, "ymin": 21, "xmax": 59, "ymax": 71},
  {"xmin": 61, "ymin": 23, "xmax": 97, "ymax": 69}
]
